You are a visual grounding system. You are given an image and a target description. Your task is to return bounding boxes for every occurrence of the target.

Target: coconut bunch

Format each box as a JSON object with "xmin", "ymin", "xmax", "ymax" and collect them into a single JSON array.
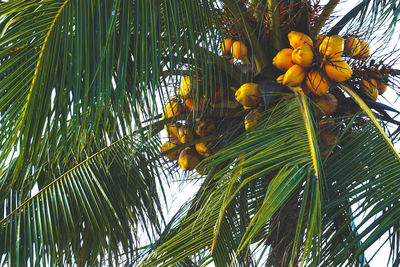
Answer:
[
  {"xmin": 160, "ymin": 75, "xmax": 224, "ymax": 173},
  {"xmin": 160, "ymin": 29, "xmax": 389, "ymax": 172},
  {"xmin": 271, "ymin": 31, "xmax": 389, "ymax": 117},
  {"xmin": 273, "ymin": 31, "xmax": 353, "ymax": 96},
  {"xmin": 341, "ymin": 36, "xmax": 389, "ymax": 101},
  {"xmin": 221, "ymin": 38, "xmax": 248, "ymax": 62}
]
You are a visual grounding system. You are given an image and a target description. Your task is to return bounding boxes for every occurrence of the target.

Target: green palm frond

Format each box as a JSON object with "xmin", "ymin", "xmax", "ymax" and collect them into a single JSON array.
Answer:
[
  {"xmin": 341, "ymin": 84, "xmax": 400, "ymax": 161},
  {"xmin": 0, "ymin": 130, "xmax": 167, "ymax": 266},
  {"xmin": 141, "ymin": 95, "xmax": 324, "ymax": 266},
  {"xmin": 0, "ymin": 0, "xmax": 221, "ymax": 208},
  {"xmin": 2, "ymin": 0, "xmax": 400, "ymax": 265},
  {"xmin": 321, "ymin": 118, "xmax": 400, "ymax": 266},
  {"xmin": 323, "ymin": 0, "xmax": 400, "ymax": 39}
]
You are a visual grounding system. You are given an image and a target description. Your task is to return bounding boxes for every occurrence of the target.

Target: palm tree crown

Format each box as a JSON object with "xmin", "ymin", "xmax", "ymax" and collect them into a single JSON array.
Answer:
[{"xmin": 1, "ymin": 0, "xmax": 400, "ymax": 266}]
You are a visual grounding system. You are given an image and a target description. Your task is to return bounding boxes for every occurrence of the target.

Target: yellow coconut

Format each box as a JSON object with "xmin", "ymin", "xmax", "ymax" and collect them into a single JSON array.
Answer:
[
  {"xmin": 273, "ymin": 48, "xmax": 294, "ymax": 71},
  {"xmin": 178, "ymin": 126, "xmax": 195, "ymax": 144},
  {"xmin": 319, "ymin": 35, "xmax": 344, "ymax": 57},
  {"xmin": 344, "ymin": 37, "xmax": 361, "ymax": 57},
  {"xmin": 179, "ymin": 76, "xmax": 191, "ymax": 98},
  {"xmin": 222, "ymin": 38, "xmax": 233, "ymax": 54},
  {"xmin": 231, "ymin": 41, "xmax": 248, "ymax": 59},
  {"xmin": 164, "ymin": 122, "xmax": 182, "ymax": 139},
  {"xmin": 160, "ymin": 139, "xmax": 182, "ymax": 161},
  {"xmin": 313, "ymin": 93, "xmax": 338, "ymax": 116},
  {"xmin": 235, "ymin": 83, "xmax": 262, "ymax": 107},
  {"xmin": 184, "ymin": 96, "xmax": 207, "ymax": 112},
  {"xmin": 178, "ymin": 75, "xmax": 202, "ymax": 98},
  {"xmin": 276, "ymin": 74, "xmax": 285, "ymax": 84},
  {"xmin": 324, "ymin": 57, "xmax": 353, "ymax": 82},
  {"xmin": 244, "ymin": 108, "xmax": 263, "ymax": 130},
  {"xmin": 292, "ymin": 45, "xmax": 314, "ymax": 67},
  {"xmin": 195, "ymin": 142, "xmax": 214, "ymax": 158},
  {"xmin": 178, "ymin": 148, "xmax": 201, "ymax": 171},
  {"xmin": 360, "ymin": 79, "xmax": 378, "ymax": 101},
  {"xmin": 195, "ymin": 118, "xmax": 216, "ymax": 137},
  {"xmin": 162, "ymin": 98, "xmax": 183, "ymax": 119},
  {"xmin": 305, "ymin": 70, "xmax": 329, "ymax": 96},
  {"xmin": 283, "ymin": 64, "xmax": 306, "ymax": 86},
  {"xmin": 355, "ymin": 40, "xmax": 370, "ymax": 59},
  {"xmin": 288, "ymin": 31, "xmax": 313, "ymax": 49}
]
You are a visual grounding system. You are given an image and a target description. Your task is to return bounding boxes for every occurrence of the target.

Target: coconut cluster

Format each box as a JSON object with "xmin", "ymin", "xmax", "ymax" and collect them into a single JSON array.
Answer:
[
  {"xmin": 272, "ymin": 31, "xmax": 388, "ymax": 116},
  {"xmin": 222, "ymin": 39, "xmax": 248, "ymax": 61},
  {"xmin": 273, "ymin": 31, "xmax": 353, "ymax": 96},
  {"xmin": 161, "ymin": 75, "xmax": 225, "ymax": 173},
  {"xmin": 160, "ymin": 30, "xmax": 389, "ymax": 172}
]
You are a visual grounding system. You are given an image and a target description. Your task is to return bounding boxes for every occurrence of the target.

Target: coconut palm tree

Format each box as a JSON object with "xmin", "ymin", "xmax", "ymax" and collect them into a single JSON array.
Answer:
[{"xmin": 1, "ymin": 0, "xmax": 400, "ymax": 266}]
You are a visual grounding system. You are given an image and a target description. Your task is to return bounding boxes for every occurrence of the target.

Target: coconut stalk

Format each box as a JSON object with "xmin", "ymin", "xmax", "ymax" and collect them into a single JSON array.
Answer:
[
  {"xmin": 310, "ymin": 0, "xmax": 340, "ymax": 38},
  {"xmin": 267, "ymin": 0, "xmax": 282, "ymax": 52}
]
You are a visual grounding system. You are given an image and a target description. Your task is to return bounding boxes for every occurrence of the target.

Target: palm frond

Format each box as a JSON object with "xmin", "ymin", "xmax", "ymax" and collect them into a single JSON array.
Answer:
[
  {"xmin": 341, "ymin": 84, "xmax": 400, "ymax": 161},
  {"xmin": 141, "ymin": 95, "xmax": 324, "ymax": 266},
  {"xmin": 0, "ymin": 130, "xmax": 167, "ymax": 266},
  {"xmin": 325, "ymin": 0, "xmax": 400, "ymax": 40},
  {"xmin": 320, "ymin": 117, "xmax": 400, "ymax": 266},
  {"xmin": 0, "ymin": 0, "xmax": 223, "ymax": 209}
]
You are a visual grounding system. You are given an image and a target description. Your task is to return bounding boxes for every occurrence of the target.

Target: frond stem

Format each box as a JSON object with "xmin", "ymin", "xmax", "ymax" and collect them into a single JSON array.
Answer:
[
  {"xmin": 311, "ymin": 0, "xmax": 340, "ymax": 38},
  {"xmin": 340, "ymin": 83, "xmax": 400, "ymax": 163}
]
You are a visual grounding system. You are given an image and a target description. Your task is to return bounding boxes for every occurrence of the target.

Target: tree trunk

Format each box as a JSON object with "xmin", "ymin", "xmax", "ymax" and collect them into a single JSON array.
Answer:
[{"xmin": 269, "ymin": 194, "xmax": 301, "ymax": 267}]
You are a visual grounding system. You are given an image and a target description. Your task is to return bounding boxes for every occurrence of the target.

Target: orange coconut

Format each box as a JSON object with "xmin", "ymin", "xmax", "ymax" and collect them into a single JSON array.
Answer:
[
  {"xmin": 222, "ymin": 38, "xmax": 233, "ymax": 54},
  {"xmin": 276, "ymin": 74, "xmax": 285, "ymax": 84},
  {"xmin": 231, "ymin": 41, "xmax": 248, "ymax": 59},
  {"xmin": 344, "ymin": 37, "xmax": 361, "ymax": 57},
  {"xmin": 324, "ymin": 57, "xmax": 353, "ymax": 82},
  {"xmin": 185, "ymin": 96, "xmax": 207, "ymax": 112},
  {"xmin": 305, "ymin": 70, "xmax": 329, "ymax": 96},
  {"xmin": 319, "ymin": 35, "xmax": 344, "ymax": 57},
  {"xmin": 283, "ymin": 64, "xmax": 306, "ymax": 86},
  {"xmin": 360, "ymin": 79, "xmax": 378, "ymax": 101},
  {"xmin": 288, "ymin": 31, "xmax": 313, "ymax": 49},
  {"xmin": 355, "ymin": 40, "xmax": 370, "ymax": 59},
  {"xmin": 179, "ymin": 75, "xmax": 202, "ymax": 98},
  {"xmin": 178, "ymin": 76, "xmax": 191, "ymax": 98},
  {"xmin": 292, "ymin": 45, "xmax": 314, "ymax": 67},
  {"xmin": 377, "ymin": 80, "xmax": 387, "ymax": 95},
  {"xmin": 273, "ymin": 48, "xmax": 294, "ymax": 71}
]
